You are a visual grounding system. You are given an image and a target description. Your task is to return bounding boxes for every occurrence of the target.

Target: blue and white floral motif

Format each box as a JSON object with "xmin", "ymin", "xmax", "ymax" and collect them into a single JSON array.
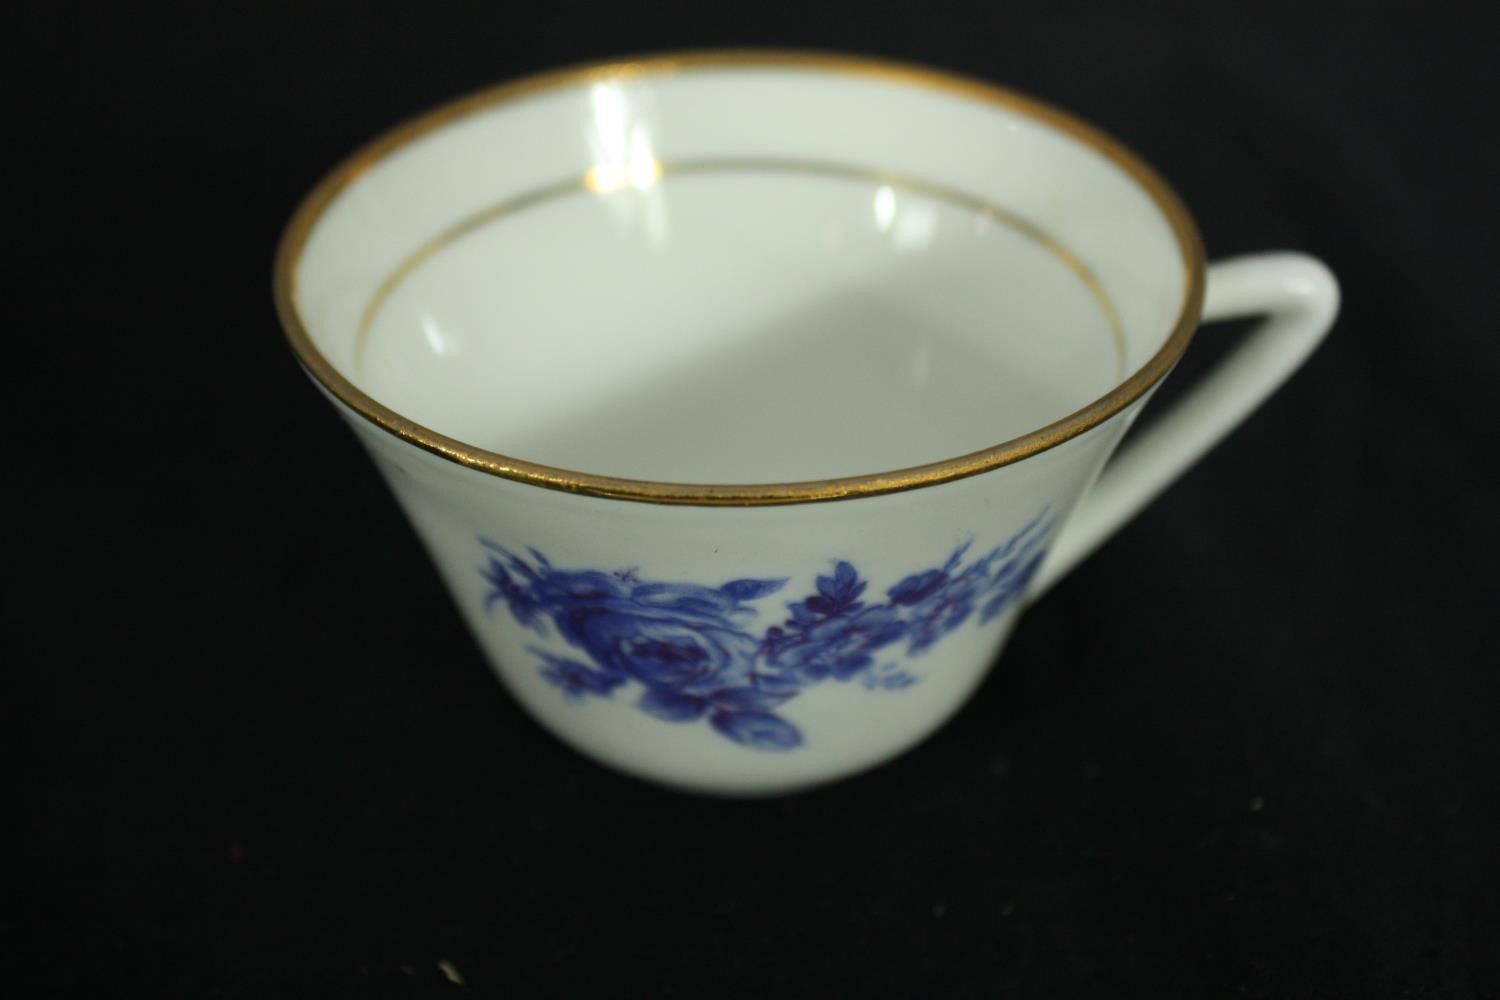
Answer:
[{"xmin": 479, "ymin": 510, "xmax": 1053, "ymax": 751}]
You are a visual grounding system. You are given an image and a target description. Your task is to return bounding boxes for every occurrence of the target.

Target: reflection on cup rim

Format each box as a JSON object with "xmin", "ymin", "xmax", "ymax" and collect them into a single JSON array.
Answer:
[{"xmin": 272, "ymin": 49, "xmax": 1207, "ymax": 507}]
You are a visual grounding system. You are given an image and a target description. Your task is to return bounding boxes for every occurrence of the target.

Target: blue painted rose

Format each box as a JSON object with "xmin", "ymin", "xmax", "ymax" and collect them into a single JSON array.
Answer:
[
  {"xmin": 544, "ymin": 578, "xmax": 764, "ymax": 693},
  {"xmin": 477, "ymin": 512, "xmax": 1052, "ymax": 751},
  {"xmin": 569, "ymin": 602, "xmax": 759, "ymax": 691}
]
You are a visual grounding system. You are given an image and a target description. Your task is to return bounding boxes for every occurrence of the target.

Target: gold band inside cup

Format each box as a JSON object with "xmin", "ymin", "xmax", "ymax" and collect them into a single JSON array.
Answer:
[
  {"xmin": 353, "ymin": 156, "xmax": 1130, "ymax": 377},
  {"xmin": 273, "ymin": 50, "xmax": 1207, "ymax": 506}
]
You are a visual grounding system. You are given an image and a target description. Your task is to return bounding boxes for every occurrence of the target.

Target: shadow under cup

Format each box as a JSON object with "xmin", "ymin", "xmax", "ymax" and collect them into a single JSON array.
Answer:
[{"xmin": 277, "ymin": 54, "xmax": 1203, "ymax": 793}]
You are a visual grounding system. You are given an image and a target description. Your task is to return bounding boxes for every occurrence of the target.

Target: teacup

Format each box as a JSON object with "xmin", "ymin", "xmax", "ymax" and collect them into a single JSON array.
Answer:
[{"xmin": 273, "ymin": 51, "xmax": 1338, "ymax": 794}]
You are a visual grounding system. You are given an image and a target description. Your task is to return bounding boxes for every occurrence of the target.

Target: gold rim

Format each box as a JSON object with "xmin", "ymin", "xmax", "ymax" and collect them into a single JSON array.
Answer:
[{"xmin": 272, "ymin": 49, "xmax": 1207, "ymax": 506}]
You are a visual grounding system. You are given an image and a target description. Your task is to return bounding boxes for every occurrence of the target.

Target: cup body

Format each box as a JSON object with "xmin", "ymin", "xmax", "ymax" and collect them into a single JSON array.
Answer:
[
  {"xmin": 341, "ymin": 392, "xmax": 1140, "ymax": 793},
  {"xmin": 277, "ymin": 52, "xmax": 1205, "ymax": 793}
]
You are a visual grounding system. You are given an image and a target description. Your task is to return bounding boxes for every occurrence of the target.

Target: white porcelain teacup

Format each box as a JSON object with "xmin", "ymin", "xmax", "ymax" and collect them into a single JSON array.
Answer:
[{"xmin": 274, "ymin": 51, "xmax": 1338, "ymax": 794}]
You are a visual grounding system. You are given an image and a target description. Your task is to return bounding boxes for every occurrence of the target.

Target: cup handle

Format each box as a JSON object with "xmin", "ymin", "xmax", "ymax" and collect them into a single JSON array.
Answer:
[{"xmin": 1029, "ymin": 251, "xmax": 1341, "ymax": 597}]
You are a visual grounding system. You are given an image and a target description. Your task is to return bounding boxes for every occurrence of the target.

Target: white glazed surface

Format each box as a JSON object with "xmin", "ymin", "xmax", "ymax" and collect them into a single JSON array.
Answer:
[{"xmin": 282, "ymin": 57, "xmax": 1336, "ymax": 794}]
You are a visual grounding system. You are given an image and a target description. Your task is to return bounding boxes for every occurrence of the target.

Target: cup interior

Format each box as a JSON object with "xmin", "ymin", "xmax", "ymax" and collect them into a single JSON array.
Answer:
[{"xmin": 285, "ymin": 54, "xmax": 1198, "ymax": 486}]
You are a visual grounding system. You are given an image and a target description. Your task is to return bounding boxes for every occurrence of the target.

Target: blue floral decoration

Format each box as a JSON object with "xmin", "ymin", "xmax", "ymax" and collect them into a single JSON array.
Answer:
[{"xmin": 479, "ymin": 510, "xmax": 1052, "ymax": 751}]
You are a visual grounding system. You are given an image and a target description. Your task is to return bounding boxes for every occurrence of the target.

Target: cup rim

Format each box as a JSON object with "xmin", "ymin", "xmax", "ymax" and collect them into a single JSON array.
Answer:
[{"xmin": 273, "ymin": 49, "xmax": 1207, "ymax": 507}]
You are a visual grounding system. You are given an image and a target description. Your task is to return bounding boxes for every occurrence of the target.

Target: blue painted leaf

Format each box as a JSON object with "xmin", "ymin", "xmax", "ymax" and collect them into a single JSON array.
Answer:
[
  {"xmin": 708, "ymin": 683, "xmax": 797, "ymax": 711},
  {"xmin": 888, "ymin": 568, "xmax": 947, "ymax": 606},
  {"xmin": 787, "ymin": 603, "xmax": 822, "ymax": 626},
  {"xmin": 720, "ymin": 578, "xmax": 787, "ymax": 601},
  {"xmin": 980, "ymin": 591, "xmax": 1010, "ymax": 623},
  {"xmin": 630, "ymin": 582, "xmax": 670, "ymax": 598},
  {"xmin": 752, "ymin": 672, "xmax": 803, "ymax": 697},
  {"xmin": 831, "ymin": 652, "xmax": 876, "ymax": 680},
  {"xmin": 637, "ymin": 688, "xmax": 708, "ymax": 722},
  {"xmin": 941, "ymin": 540, "xmax": 973, "ymax": 572},
  {"xmin": 982, "ymin": 553, "xmax": 1045, "ymax": 621},
  {"xmin": 815, "ymin": 561, "xmax": 866, "ymax": 605},
  {"xmin": 710, "ymin": 710, "xmax": 803, "ymax": 750},
  {"xmin": 533, "ymin": 649, "xmax": 623, "ymax": 700}
]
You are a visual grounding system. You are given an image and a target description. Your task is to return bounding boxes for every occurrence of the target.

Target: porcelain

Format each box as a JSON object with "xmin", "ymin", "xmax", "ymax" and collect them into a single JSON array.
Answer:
[{"xmin": 274, "ymin": 51, "xmax": 1339, "ymax": 795}]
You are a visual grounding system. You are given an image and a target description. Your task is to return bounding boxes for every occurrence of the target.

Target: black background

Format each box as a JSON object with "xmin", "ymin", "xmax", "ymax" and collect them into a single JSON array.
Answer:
[{"xmin": 16, "ymin": 1, "xmax": 1499, "ymax": 996}]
